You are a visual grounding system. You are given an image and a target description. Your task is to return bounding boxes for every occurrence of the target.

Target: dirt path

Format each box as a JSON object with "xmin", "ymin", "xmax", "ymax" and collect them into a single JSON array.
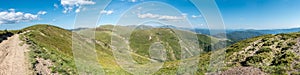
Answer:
[{"xmin": 0, "ymin": 34, "xmax": 30, "ymax": 75}]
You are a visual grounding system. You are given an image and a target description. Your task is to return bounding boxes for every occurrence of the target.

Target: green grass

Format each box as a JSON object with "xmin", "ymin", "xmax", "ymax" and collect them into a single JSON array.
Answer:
[
  {"xmin": 224, "ymin": 32, "xmax": 300, "ymax": 74},
  {"xmin": 14, "ymin": 24, "xmax": 300, "ymax": 74},
  {"xmin": 21, "ymin": 24, "xmax": 77, "ymax": 74},
  {"xmin": 74, "ymin": 25, "xmax": 223, "ymax": 74}
]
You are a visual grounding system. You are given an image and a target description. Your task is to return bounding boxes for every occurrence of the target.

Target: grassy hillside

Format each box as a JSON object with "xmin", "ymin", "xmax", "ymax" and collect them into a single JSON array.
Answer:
[
  {"xmin": 224, "ymin": 32, "xmax": 300, "ymax": 74},
  {"xmin": 75, "ymin": 25, "xmax": 227, "ymax": 74},
  {"xmin": 78, "ymin": 25, "xmax": 222, "ymax": 60},
  {"xmin": 15, "ymin": 24, "xmax": 300, "ymax": 74},
  {"xmin": 21, "ymin": 25, "xmax": 77, "ymax": 74},
  {"xmin": 226, "ymin": 31, "xmax": 263, "ymax": 43},
  {"xmin": 212, "ymin": 28, "xmax": 300, "ymax": 44}
]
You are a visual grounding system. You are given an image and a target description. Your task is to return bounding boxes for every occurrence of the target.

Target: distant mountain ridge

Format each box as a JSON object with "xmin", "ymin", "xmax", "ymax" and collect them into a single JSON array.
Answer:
[
  {"xmin": 70, "ymin": 25, "xmax": 300, "ymax": 44},
  {"xmin": 247, "ymin": 27, "xmax": 300, "ymax": 34},
  {"xmin": 2, "ymin": 24, "xmax": 300, "ymax": 74},
  {"xmin": 224, "ymin": 27, "xmax": 300, "ymax": 42}
]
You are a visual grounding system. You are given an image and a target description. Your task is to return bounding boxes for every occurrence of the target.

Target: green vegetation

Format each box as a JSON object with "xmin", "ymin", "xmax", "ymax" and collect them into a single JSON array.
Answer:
[
  {"xmin": 21, "ymin": 24, "xmax": 77, "ymax": 74},
  {"xmin": 74, "ymin": 25, "xmax": 227, "ymax": 74},
  {"xmin": 225, "ymin": 32, "xmax": 300, "ymax": 74},
  {"xmin": 3, "ymin": 24, "xmax": 299, "ymax": 74},
  {"xmin": 0, "ymin": 29, "xmax": 20, "ymax": 42},
  {"xmin": 225, "ymin": 31, "xmax": 263, "ymax": 43},
  {"xmin": 255, "ymin": 47, "xmax": 272, "ymax": 54}
]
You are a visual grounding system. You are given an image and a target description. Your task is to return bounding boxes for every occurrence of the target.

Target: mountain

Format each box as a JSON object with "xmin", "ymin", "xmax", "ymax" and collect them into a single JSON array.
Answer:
[
  {"xmin": 189, "ymin": 32, "xmax": 300, "ymax": 75},
  {"xmin": 223, "ymin": 32, "xmax": 300, "ymax": 74},
  {"xmin": 2, "ymin": 24, "xmax": 299, "ymax": 74},
  {"xmin": 212, "ymin": 28, "xmax": 300, "ymax": 43},
  {"xmin": 252, "ymin": 28, "xmax": 300, "ymax": 34},
  {"xmin": 3, "ymin": 24, "xmax": 225, "ymax": 74},
  {"xmin": 220, "ymin": 31, "xmax": 264, "ymax": 43},
  {"xmin": 21, "ymin": 25, "xmax": 77, "ymax": 74}
]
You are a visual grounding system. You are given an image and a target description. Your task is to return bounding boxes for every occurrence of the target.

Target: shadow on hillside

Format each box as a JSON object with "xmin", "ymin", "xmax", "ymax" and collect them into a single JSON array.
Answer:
[{"xmin": 0, "ymin": 32, "xmax": 14, "ymax": 43}]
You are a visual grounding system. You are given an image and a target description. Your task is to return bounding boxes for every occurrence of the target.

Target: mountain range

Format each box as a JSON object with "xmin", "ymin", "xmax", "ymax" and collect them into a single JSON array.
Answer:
[{"xmin": 0, "ymin": 24, "xmax": 300, "ymax": 75}]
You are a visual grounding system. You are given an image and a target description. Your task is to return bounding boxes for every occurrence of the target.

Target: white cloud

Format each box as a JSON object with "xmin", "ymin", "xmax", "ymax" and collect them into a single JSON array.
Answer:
[
  {"xmin": 75, "ymin": 8, "xmax": 81, "ymax": 13},
  {"xmin": 137, "ymin": 13, "xmax": 185, "ymax": 21},
  {"xmin": 8, "ymin": 8, "xmax": 15, "ymax": 12},
  {"xmin": 181, "ymin": 13, "xmax": 187, "ymax": 18},
  {"xmin": 128, "ymin": 0, "xmax": 144, "ymax": 2},
  {"xmin": 121, "ymin": 0, "xmax": 143, "ymax": 3},
  {"xmin": 137, "ymin": 13, "xmax": 159, "ymax": 18},
  {"xmin": 130, "ymin": 0, "xmax": 137, "ymax": 2},
  {"xmin": 60, "ymin": 0, "xmax": 96, "ymax": 13},
  {"xmin": 100, "ymin": 10, "xmax": 114, "ymax": 15},
  {"xmin": 0, "ymin": 9, "xmax": 46, "ymax": 25},
  {"xmin": 37, "ymin": 11, "xmax": 47, "ymax": 15},
  {"xmin": 61, "ymin": 0, "xmax": 95, "ymax": 6},
  {"xmin": 158, "ymin": 15, "xmax": 183, "ymax": 20},
  {"xmin": 191, "ymin": 15, "xmax": 202, "ymax": 18},
  {"xmin": 54, "ymin": 3, "xmax": 59, "ymax": 8}
]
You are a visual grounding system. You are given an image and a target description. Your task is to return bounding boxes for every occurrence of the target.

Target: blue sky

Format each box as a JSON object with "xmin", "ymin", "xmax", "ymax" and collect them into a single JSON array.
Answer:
[{"xmin": 0, "ymin": 0, "xmax": 299, "ymax": 30}]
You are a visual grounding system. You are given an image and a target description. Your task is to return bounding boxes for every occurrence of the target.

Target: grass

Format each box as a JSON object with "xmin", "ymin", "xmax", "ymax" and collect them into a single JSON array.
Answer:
[
  {"xmin": 224, "ymin": 32, "xmax": 300, "ymax": 74},
  {"xmin": 74, "ymin": 25, "xmax": 223, "ymax": 74},
  {"xmin": 21, "ymin": 24, "xmax": 77, "ymax": 74},
  {"xmin": 10, "ymin": 24, "xmax": 300, "ymax": 74}
]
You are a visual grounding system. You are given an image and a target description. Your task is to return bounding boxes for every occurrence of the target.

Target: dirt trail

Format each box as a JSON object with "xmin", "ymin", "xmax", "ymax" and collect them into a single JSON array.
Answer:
[{"xmin": 0, "ymin": 34, "xmax": 30, "ymax": 75}]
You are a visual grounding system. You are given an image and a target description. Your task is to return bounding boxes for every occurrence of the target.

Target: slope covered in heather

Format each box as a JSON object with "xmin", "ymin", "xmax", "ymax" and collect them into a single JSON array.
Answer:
[
  {"xmin": 15, "ymin": 24, "xmax": 225, "ymax": 74},
  {"xmin": 3, "ymin": 24, "xmax": 299, "ymax": 75},
  {"xmin": 222, "ymin": 32, "xmax": 300, "ymax": 74}
]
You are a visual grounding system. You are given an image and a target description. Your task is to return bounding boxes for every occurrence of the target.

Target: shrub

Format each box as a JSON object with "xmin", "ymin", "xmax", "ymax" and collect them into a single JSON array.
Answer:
[
  {"xmin": 242, "ymin": 55, "xmax": 266, "ymax": 66},
  {"xmin": 281, "ymin": 47, "xmax": 289, "ymax": 51},
  {"xmin": 261, "ymin": 66, "xmax": 288, "ymax": 75},
  {"xmin": 262, "ymin": 41, "xmax": 273, "ymax": 46},
  {"xmin": 262, "ymin": 38, "xmax": 269, "ymax": 42},
  {"xmin": 256, "ymin": 47, "xmax": 272, "ymax": 54},
  {"xmin": 287, "ymin": 42, "xmax": 296, "ymax": 46}
]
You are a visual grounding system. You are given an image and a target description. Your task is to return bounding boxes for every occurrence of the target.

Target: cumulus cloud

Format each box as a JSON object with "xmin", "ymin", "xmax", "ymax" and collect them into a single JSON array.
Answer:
[
  {"xmin": 75, "ymin": 9, "xmax": 81, "ymax": 13},
  {"xmin": 8, "ymin": 8, "xmax": 15, "ymax": 12},
  {"xmin": 100, "ymin": 10, "xmax": 114, "ymax": 15},
  {"xmin": 137, "ymin": 13, "xmax": 159, "ymax": 18},
  {"xmin": 37, "ymin": 11, "xmax": 47, "ymax": 15},
  {"xmin": 126, "ymin": 0, "xmax": 144, "ymax": 2},
  {"xmin": 60, "ymin": 0, "xmax": 96, "ymax": 13},
  {"xmin": 54, "ymin": 3, "xmax": 59, "ymax": 9},
  {"xmin": 191, "ymin": 15, "xmax": 202, "ymax": 18},
  {"xmin": 130, "ymin": 0, "xmax": 137, "ymax": 2},
  {"xmin": 137, "ymin": 13, "xmax": 185, "ymax": 21},
  {"xmin": 0, "ymin": 9, "xmax": 46, "ymax": 25}
]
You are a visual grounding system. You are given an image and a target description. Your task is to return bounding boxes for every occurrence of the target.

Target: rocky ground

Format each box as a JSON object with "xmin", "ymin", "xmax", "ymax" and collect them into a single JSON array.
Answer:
[{"xmin": 0, "ymin": 34, "xmax": 30, "ymax": 75}]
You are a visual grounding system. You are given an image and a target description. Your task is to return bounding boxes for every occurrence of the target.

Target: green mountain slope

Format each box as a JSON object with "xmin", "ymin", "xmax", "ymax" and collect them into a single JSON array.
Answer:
[
  {"xmin": 21, "ymin": 25, "xmax": 77, "ymax": 74},
  {"xmin": 75, "ymin": 25, "xmax": 225, "ymax": 74},
  {"xmin": 18, "ymin": 24, "xmax": 222, "ymax": 74},
  {"xmin": 223, "ymin": 32, "xmax": 300, "ymax": 74},
  {"xmin": 14, "ymin": 24, "xmax": 300, "ymax": 75}
]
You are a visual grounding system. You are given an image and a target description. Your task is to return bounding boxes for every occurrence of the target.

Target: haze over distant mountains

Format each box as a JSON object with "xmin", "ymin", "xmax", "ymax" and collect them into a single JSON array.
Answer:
[{"xmin": 1, "ymin": 24, "xmax": 300, "ymax": 74}]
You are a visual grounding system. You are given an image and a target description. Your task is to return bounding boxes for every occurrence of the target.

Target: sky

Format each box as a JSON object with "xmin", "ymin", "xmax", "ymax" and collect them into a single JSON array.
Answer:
[{"xmin": 0, "ymin": 0, "xmax": 300, "ymax": 30}]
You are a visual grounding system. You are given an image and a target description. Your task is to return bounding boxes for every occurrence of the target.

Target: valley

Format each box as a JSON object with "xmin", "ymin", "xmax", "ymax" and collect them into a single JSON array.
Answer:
[{"xmin": 0, "ymin": 24, "xmax": 299, "ymax": 75}]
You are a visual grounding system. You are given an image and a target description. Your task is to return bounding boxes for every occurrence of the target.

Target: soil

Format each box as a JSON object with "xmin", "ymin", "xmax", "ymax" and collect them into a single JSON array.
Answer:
[{"xmin": 0, "ymin": 34, "xmax": 30, "ymax": 75}]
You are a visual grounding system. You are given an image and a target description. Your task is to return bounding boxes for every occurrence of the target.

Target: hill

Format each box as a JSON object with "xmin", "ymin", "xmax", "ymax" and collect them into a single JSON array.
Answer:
[
  {"xmin": 3, "ymin": 24, "xmax": 299, "ymax": 74},
  {"xmin": 0, "ymin": 33, "xmax": 30, "ymax": 75},
  {"xmin": 193, "ymin": 27, "xmax": 300, "ymax": 43},
  {"xmin": 219, "ymin": 31, "xmax": 263, "ymax": 43},
  {"xmin": 223, "ymin": 32, "xmax": 300, "ymax": 74},
  {"xmin": 20, "ymin": 25, "xmax": 77, "ymax": 74},
  {"xmin": 15, "ymin": 24, "xmax": 225, "ymax": 74},
  {"xmin": 75, "ymin": 25, "xmax": 227, "ymax": 74}
]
